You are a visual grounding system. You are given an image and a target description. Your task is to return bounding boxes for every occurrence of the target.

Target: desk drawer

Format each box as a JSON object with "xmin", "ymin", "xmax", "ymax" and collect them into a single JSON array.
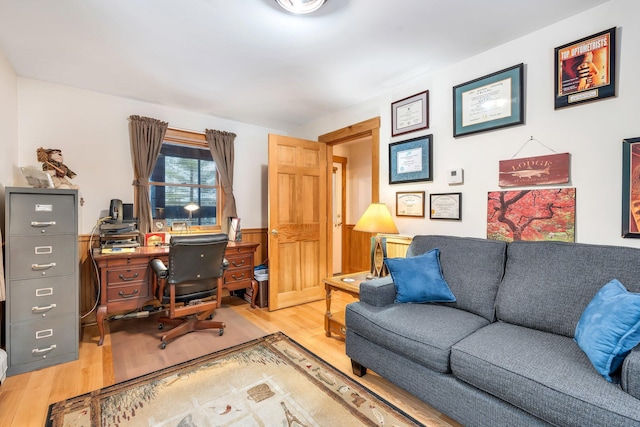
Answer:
[
  {"xmin": 9, "ymin": 235, "xmax": 77, "ymax": 279},
  {"xmin": 8, "ymin": 192, "xmax": 76, "ymax": 235},
  {"xmin": 9, "ymin": 275, "xmax": 77, "ymax": 322},
  {"xmin": 106, "ymin": 282, "xmax": 149, "ymax": 303},
  {"xmin": 226, "ymin": 252, "xmax": 252, "ymax": 270},
  {"xmin": 10, "ymin": 315, "xmax": 77, "ymax": 364},
  {"xmin": 224, "ymin": 266, "xmax": 253, "ymax": 288},
  {"xmin": 105, "ymin": 257, "xmax": 153, "ymax": 268},
  {"xmin": 106, "ymin": 266, "xmax": 149, "ymax": 285}
]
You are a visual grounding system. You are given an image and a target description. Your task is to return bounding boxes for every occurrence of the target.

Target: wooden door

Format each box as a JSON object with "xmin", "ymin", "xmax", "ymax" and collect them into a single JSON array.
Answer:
[{"xmin": 268, "ymin": 134, "xmax": 329, "ymax": 310}]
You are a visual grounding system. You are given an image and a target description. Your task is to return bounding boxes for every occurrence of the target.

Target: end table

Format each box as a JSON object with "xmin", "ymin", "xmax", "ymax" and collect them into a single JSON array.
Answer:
[{"xmin": 323, "ymin": 271, "xmax": 369, "ymax": 339}]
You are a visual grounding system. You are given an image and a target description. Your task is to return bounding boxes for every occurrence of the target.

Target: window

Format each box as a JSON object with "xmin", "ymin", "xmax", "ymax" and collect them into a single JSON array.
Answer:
[{"xmin": 149, "ymin": 129, "xmax": 223, "ymax": 230}]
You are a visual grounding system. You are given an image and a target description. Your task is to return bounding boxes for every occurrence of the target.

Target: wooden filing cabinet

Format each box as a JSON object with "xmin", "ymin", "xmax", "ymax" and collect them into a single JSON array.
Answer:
[{"xmin": 4, "ymin": 187, "xmax": 79, "ymax": 376}]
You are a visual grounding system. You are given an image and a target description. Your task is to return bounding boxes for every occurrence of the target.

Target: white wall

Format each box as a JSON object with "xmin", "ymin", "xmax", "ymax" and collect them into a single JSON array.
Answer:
[
  {"xmin": 0, "ymin": 48, "xmax": 18, "ymax": 195},
  {"xmin": 15, "ymin": 79, "xmax": 282, "ymax": 233},
  {"xmin": 293, "ymin": 0, "xmax": 640, "ymax": 248}
]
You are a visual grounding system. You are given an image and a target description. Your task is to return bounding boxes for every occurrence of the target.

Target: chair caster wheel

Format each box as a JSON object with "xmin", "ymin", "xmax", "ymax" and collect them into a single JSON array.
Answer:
[
  {"xmin": 160, "ymin": 341, "xmax": 167, "ymax": 350},
  {"xmin": 158, "ymin": 323, "xmax": 163, "ymax": 330},
  {"xmin": 219, "ymin": 329, "xmax": 224, "ymax": 336}
]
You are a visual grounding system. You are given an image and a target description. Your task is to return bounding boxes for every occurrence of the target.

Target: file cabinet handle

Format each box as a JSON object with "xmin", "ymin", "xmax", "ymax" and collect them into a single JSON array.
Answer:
[
  {"xmin": 32, "ymin": 344, "xmax": 56, "ymax": 355},
  {"xmin": 31, "ymin": 221, "xmax": 56, "ymax": 227},
  {"xmin": 31, "ymin": 262, "xmax": 56, "ymax": 270},
  {"xmin": 32, "ymin": 303, "xmax": 57, "ymax": 313}
]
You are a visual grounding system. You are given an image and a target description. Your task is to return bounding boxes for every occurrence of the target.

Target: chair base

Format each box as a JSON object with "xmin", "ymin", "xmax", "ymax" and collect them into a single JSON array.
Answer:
[{"xmin": 158, "ymin": 314, "xmax": 226, "ymax": 349}]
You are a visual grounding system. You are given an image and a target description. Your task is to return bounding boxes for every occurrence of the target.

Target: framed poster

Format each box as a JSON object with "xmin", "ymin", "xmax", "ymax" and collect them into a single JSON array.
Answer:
[
  {"xmin": 498, "ymin": 153, "xmax": 571, "ymax": 187},
  {"xmin": 391, "ymin": 90, "xmax": 429, "ymax": 137},
  {"xmin": 430, "ymin": 193, "xmax": 461, "ymax": 220},
  {"xmin": 453, "ymin": 63, "xmax": 524, "ymax": 137},
  {"xmin": 396, "ymin": 191, "xmax": 425, "ymax": 217},
  {"xmin": 389, "ymin": 134, "xmax": 433, "ymax": 184},
  {"xmin": 622, "ymin": 137, "xmax": 640, "ymax": 238},
  {"xmin": 554, "ymin": 27, "xmax": 616, "ymax": 109}
]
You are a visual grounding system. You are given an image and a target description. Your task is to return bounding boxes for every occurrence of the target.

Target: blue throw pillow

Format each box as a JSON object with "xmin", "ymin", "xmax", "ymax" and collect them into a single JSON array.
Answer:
[
  {"xmin": 574, "ymin": 279, "xmax": 640, "ymax": 382},
  {"xmin": 385, "ymin": 248, "xmax": 456, "ymax": 304}
]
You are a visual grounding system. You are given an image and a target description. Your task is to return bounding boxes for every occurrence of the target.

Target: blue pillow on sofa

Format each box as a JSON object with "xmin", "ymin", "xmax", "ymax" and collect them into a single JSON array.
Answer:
[
  {"xmin": 384, "ymin": 248, "xmax": 456, "ymax": 304},
  {"xmin": 574, "ymin": 279, "xmax": 640, "ymax": 382}
]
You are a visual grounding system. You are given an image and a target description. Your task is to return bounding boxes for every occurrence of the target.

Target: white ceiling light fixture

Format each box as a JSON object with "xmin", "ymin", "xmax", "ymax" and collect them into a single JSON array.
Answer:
[{"xmin": 275, "ymin": 0, "xmax": 327, "ymax": 14}]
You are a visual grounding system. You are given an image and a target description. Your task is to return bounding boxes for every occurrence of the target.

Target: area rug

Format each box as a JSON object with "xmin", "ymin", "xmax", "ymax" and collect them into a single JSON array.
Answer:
[
  {"xmin": 109, "ymin": 304, "xmax": 267, "ymax": 382},
  {"xmin": 46, "ymin": 332, "xmax": 422, "ymax": 426}
]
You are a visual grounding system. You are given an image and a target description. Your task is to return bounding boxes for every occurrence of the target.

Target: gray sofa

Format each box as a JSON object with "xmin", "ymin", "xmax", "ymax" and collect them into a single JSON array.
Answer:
[{"xmin": 345, "ymin": 235, "xmax": 640, "ymax": 426}]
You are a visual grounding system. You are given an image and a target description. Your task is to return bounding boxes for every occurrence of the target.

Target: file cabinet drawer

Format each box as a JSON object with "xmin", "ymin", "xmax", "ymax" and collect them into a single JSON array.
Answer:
[
  {"xmin": 8, "ymin": 192, "xmax": 76, "ymax": 235},
  {"xmin": 9, "ymin": 275, "xmax": 77, "ymax": 322},
  {"xmin": 9, "ymin": 235, "xmax": 77, "ymax": 279},
  {"xmin": 10, "ymin": 316, "xmax": 77, "ymax": 365}
]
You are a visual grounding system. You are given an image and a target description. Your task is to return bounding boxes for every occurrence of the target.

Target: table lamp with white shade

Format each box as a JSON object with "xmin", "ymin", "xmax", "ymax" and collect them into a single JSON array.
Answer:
[{"xmin": 353, "ymin": 203, "xmax": 399, "ymax": 278}]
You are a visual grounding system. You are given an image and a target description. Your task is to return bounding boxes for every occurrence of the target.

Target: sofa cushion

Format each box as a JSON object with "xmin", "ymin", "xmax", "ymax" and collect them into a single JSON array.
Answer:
[
  {"xmin": 497, "ymin": 241, "xmax": 640, "ymax": 337},
  {"xmin": 346, "ymin": 301, "xmax": 489, "ymax": 373},
  {"xmin": 575, "ymin": 279, "xmax": 640, "ymax": 382},
  {"xmin": 451, "ymin": 322, "xmax": 640, "ymax": 427},
  {"xmin": 385, "ymin": 249, "xmax": 456, "ymax": 304},
  {"xmin": 622, "ymin": 347, "xmax": 640, "ymax": 400},
  {"xmin": 406, "ymin": 235, "xmax": 507, "ymax": 321}
]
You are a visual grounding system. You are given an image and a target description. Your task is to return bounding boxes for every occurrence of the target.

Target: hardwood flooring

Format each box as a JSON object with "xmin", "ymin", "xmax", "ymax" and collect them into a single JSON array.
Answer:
[{"xmin": 0, "ymin": 293, "xmax": 461, "ymax": 426}]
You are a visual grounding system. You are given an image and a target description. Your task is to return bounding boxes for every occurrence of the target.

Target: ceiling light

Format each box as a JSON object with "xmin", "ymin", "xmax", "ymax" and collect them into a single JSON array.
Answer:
[{"xmin": 275, "ymin": 0, "xmax": 327, "ymax": 14}]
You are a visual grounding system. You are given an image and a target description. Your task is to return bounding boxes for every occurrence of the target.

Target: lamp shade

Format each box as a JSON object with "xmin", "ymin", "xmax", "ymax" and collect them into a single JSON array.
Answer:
[
  {"xmin": 184, "ymin": 202, "xmax": 200, "ymax": 212},
  {"xmin": 353, "ymin": 203, "xmax": 399, "ymax": 234}
]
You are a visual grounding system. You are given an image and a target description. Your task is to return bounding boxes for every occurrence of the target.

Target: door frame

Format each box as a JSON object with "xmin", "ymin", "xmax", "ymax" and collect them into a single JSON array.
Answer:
[{"xmin": 318, "ymin": 117, "xmax": 380, "ymax": 274}]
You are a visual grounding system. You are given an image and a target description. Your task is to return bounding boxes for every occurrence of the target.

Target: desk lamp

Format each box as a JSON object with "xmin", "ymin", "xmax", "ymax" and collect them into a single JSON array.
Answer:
[
  {"xmin": 353, "ymin": 203, "xmax": 399, "ymax": 278},
  {"xmin": 184, "ymin": 202, "xmax": 199, "ymax": 234}
]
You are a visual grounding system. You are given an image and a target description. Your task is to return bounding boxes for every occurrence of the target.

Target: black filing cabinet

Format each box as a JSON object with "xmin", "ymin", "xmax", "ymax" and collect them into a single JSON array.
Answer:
[{"xmin": 5, "ymin": 187, "xmax": 79, "ymax": 375}]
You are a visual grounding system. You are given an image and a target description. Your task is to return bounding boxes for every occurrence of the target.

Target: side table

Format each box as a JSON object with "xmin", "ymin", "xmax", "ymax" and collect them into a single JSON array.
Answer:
[{"xmin": 323, "ymin": 271, "xmax": 369, "ymax": 339}]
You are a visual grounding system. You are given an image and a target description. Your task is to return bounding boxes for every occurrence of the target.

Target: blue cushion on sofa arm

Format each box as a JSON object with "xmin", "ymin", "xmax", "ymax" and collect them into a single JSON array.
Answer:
[
  {"xmin": 622, "ymin": 346, "xmax": 640, "ymax": 400},
  {"xmin": 359, "ymin": 275, "xmax": 396, "ymax": 307}
]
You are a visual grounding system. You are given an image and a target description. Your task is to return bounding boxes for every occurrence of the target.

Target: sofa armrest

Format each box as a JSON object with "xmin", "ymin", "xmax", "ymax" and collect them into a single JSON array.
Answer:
[
  {"xmin": 359, "ymin": 276, "xmax": 396, "ymax": 307},
  {"xmin": 621, "ymin": 346, "xmax": 640, "ymax": 399}
]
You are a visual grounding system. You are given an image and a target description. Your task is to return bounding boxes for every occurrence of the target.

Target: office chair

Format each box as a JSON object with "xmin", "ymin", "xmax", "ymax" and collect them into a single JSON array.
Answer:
[{"xmin": 150, "ymin": 233, "xmax": 229, "ymax": 349}]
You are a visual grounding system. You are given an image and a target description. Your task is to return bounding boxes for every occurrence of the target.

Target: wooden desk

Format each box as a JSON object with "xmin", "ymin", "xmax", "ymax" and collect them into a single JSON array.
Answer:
[
  {"xmin": 93, "ymin": 241, "xmax": 259, "ymax": 346},
  {"xmin": 323, "ymin": 271, "xmax": 369, "ymax": 339}
]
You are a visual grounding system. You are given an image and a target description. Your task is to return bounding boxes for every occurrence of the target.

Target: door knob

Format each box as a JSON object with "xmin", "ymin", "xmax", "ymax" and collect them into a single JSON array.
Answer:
[{"xmin": 271, "ymin": 229, "xmax": 279, "ymax": 235}]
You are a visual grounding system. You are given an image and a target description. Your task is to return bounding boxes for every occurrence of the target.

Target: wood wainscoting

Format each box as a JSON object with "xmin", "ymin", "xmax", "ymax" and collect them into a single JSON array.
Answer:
[
  {"xmin": 78, "ymin": 228, "xmax": 269, "ymax": 326},
  {"xmin": 342, "ymin": 226, "xmax": 412, "ymax": 274}
]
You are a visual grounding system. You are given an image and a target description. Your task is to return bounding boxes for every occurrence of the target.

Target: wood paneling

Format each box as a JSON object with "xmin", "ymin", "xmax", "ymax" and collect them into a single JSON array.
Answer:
[{"xmin": 342, "ymin": 228, "xmax": 413, "ymax": 274}]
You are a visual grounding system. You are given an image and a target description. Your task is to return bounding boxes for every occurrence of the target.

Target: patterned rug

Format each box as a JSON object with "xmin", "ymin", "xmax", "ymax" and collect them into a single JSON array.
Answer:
[{"xmin": 46, "ymin": 332, "xmax": 422, "ymax": 426}]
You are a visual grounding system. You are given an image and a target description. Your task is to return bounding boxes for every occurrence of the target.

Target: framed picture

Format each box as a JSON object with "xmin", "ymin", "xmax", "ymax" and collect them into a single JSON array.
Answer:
[
  {"xmin": 396, "ymin": 191, "xmax": 425, "ymax": 217},
  {"xmin": 391, "ymin": 90, "xmax": 429, "ymax": 137},
  {"xmin": 389, "ymin": 134, "xmax": 433, "ymax": 184},
  {"xmin": 622, "ymin": 137, "xmax": 640, "ymax": 238},
  {"xmin": 554, "ymin": 27, "xmax": 616, "ymax": 109},
  {"xmin": 453, "ymin": 63, "xmax": 524, "ymax": 137},
  {"xmin": 430, "ymin": 193, "xmax": 461, "ymax": 220}
]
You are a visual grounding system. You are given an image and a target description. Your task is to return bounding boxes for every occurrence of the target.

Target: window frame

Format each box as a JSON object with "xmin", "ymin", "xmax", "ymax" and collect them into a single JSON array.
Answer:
[{"xmin": 149, "ymin": 128, "xmax": 224, "ymax": 232}]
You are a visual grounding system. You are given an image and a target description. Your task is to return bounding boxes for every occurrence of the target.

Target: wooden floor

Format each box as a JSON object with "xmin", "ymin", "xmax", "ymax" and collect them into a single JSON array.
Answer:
[{"xmin": 0, "ymin": 293, "xmax": 461, "ymax": 426}]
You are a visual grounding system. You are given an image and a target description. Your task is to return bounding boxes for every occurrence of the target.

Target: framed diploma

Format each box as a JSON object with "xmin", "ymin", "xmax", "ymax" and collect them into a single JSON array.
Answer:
[
  {"xmin": 396, "ymin": 191, "xmax": 425, "ymax": 217},
  {"xmin": 389, "ymin": 134, "xmax": 433, "ymax": 184},
  {"xmin": 391, "ymin": 90, "xmax": 429, "ymax": 137},
  {"xmin": 430, "ymin": 193, "xmax": 462, "ymax": 220},
  {"xmin": 554, "ymin": 27, "xmax": 616, "ymax": 109},
  {"xmin": 453, "ymin": 64, "xmax": 524, "ymax": 137}
]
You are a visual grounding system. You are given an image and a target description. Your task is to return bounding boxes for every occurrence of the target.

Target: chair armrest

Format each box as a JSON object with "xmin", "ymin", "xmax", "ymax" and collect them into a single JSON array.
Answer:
[
  {"xmin": 223, "ymin": 258, "xmax": 229, "ymax": 270},
  {"xmin": 359, "ymin": 276, "xmax": 396, "ymax": 307},
  {"xmin": 150, "ymin": 258, "xmax": 168, "ymax": 279},
  {"xmin": 622, "ymin": 346, "xmax": 640, "ymax": 399}
]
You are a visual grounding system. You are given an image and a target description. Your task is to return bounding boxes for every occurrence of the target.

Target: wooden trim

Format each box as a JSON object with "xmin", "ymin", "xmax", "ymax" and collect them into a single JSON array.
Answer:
[
  {"xmin": 318, "ymin": 117, "xmax": 381, "ymax": 145},
  {"xmin": 164, "ymin": 128, "xmax": 207, "ymax": 147}
]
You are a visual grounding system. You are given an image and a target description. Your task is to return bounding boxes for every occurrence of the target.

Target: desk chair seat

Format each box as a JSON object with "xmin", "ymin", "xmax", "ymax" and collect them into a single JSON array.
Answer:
[{"xmin": 150, "ymin": 233, "xmax": 229, "ymax": 349}]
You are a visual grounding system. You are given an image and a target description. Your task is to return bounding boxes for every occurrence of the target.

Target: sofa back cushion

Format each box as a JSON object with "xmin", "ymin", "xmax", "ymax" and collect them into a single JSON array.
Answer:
[
  {"xmin": 406, "ymin": 235, "xmax": 507, "ymax": 321},
  {"xmin": 497, "ymin": 241, "xmax": 640, "ymax": 337}
]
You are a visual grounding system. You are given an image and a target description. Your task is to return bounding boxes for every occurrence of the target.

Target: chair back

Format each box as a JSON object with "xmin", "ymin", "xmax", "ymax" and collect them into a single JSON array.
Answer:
[{"xmin": 167, "ymin": 234, "xmax": 229, "ymax": 285}]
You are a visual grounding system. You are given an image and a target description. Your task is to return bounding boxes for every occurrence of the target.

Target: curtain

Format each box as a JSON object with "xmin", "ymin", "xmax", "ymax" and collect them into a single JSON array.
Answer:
[
  {"xmin": 129, "ymin": 115, "xmax": 168, "ymax": 234},
  {"xmin": 205, "ymin": 129, "xmax": 237, "ymax": 234},
  {"xmin": 0, "ymin": 228, "xmax": 5, "ymax": 302}
]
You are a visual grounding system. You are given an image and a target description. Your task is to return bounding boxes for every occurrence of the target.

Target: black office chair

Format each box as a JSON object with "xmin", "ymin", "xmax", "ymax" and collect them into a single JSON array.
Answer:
[{"xmin": 150, "ymin": 233, "xmax": 229, "ymax": 349}]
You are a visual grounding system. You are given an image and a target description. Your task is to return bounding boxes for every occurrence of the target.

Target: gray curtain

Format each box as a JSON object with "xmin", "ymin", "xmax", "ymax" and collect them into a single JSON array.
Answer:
[
  {"xmin": 129, "ymin": 115, "xmax": 168, "ymax": 234},
  {"xmin": 205, "ymin": 129, "xmax": 237, "ymax": 233}
]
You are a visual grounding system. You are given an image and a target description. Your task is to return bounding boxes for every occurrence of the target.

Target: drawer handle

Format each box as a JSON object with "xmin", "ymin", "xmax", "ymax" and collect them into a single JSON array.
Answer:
[
  {"xmin": 32, "ymin": 303, "xmax": 57, "ymax": 313},
  {"xmin": 32, "ymin": 262, "xmax": 56, "ymax": 270},
  {"xmin": 30, "ymin": 221, "xmax": 56, "ymax": 227},
  {"xmin": 231, "ymin": 260, "xmax": 246, "ymax": 267},
  {"xmin": 118, "ymin": 289, "xmax": 139, "ymax": 298},
  {"xmin": 231, "ymin": 273, "xmax": 246, "ymax": 280},
  {"xmin": 118, "ymin": 272, "xmax": 139, "ymax": 281},
  {"xmin": 32, "ymin": 344, "xmax": 56, "ymax": 355}
]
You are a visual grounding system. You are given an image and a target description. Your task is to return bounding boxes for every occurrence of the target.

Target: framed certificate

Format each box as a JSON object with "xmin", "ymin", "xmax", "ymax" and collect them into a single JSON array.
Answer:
[
  {"xmin": 430, "ymin": 193, "xmax": 462, "ymax": 220},
  {"xmin": 389, "ymin": 134, "xmax": 433, "ymax": 184},
  {"xmin": 453, "ymin": 64, "xmax": 524, "ymax": 137},
  {"xmin": 396, "ymin": 191, "xmax": 425, "ymax": 217},
  {"xmin": 391, "ymin": 90, "xmax": 429, "ymax": 137}
]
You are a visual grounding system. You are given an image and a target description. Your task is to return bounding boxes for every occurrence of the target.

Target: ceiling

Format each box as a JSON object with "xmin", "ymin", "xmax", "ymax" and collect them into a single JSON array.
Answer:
[{"xmin": 0, "ymin": 0, "xmax": 610, "ymax": 131}]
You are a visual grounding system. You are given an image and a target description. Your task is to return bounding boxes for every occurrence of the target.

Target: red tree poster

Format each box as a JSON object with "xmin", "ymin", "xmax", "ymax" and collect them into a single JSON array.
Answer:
[{"xmin": 487, "ymin": 188, "xmax": 576, "ymax": 242}]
